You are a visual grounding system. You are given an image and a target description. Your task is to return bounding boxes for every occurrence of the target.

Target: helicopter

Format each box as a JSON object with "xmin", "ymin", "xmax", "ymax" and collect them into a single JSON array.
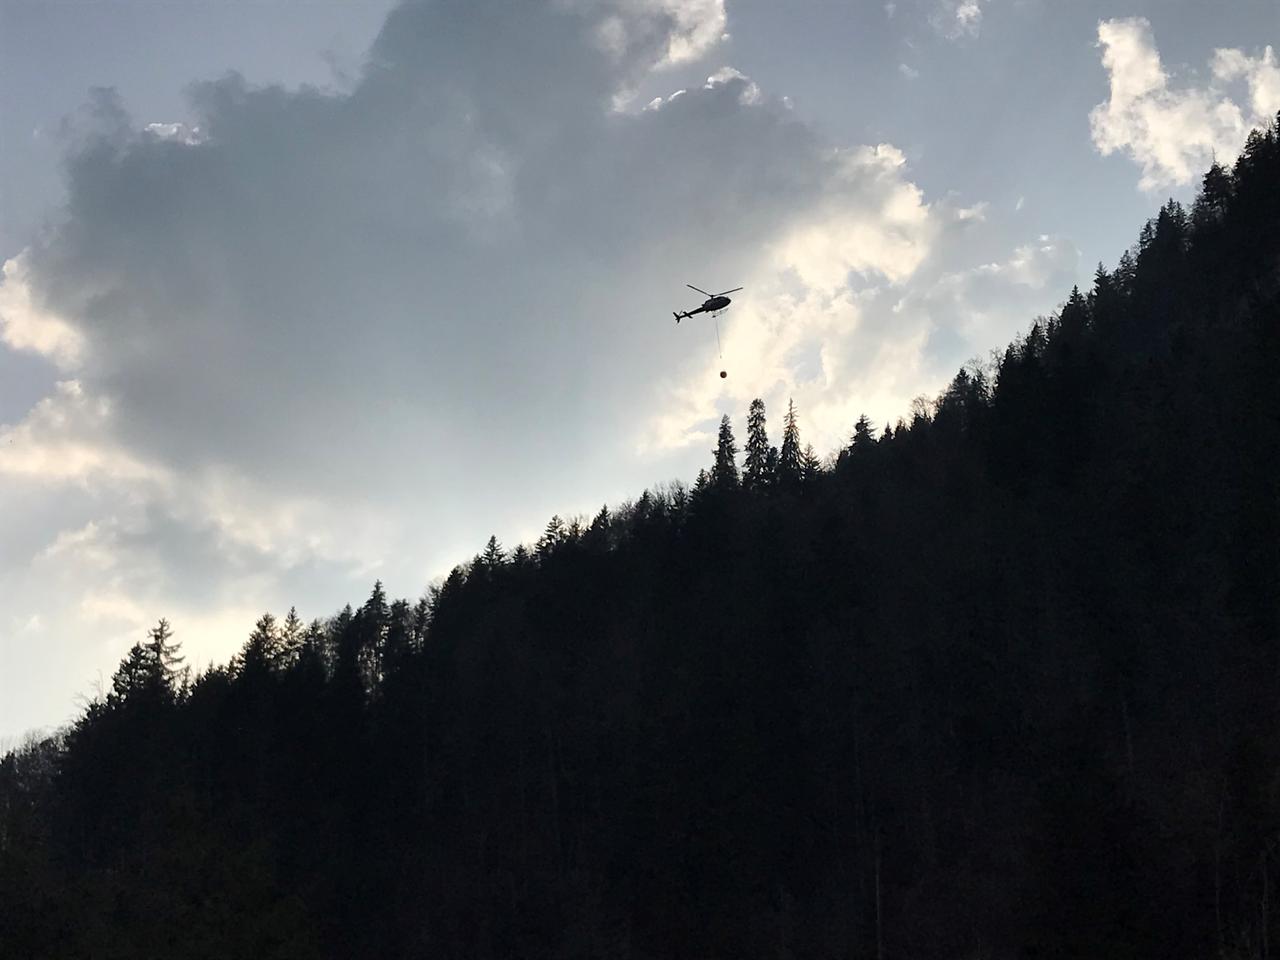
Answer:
[{"xmin": 673, "ymin": 284, "xmax": 742, "ymax": 323}]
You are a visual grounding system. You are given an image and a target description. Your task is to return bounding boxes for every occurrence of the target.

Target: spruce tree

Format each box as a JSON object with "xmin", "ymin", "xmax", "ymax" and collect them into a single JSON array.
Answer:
[
  {"xmin": 801, "ymin": 444, "xmax": 822, "ymax": 487},
  {"xmin": 586, "ymin": 505, "xmax": 611, "ymax": 552},
  {"xmin": 411, "ymin": 595, "xmax": 432, "ymax": 646},
  {"xmin": 743, "ymin": 398, "xmax": 771, "ymax": 491},
  {"xmin": 537, "ymin": 516, "xmax": 566, "ymax": 559},
  {"xmin": 849, "ymin": 414, "xmax": 877, "ymax": 453},
  {"xmin": 358, "ymin": 582, "xmax": 390, "ymax": 689},
  {"xmin": 478, "ymin": 535, "xmax": 506, "ymax": 576},
  {"xmin": 145, "ymin": 618, "xmax": 184, "ymax": 692},
  {"xmin": 237, "ymin": 612, "xmax": 279, "ymax": 677},
  {"xmin": 329, "ymin": 603, "xmax": 361, "ymax": 696},
  {"xmin": 777, "ymin": 399, "xmax": 802, "ymax": 489},
  {"xmin": 1059, "ymin": 285, "xmax": 1089, "ymax": 339},
  {"xmin": 1192, "ymin": 162, "xmax": 1233, "ymax": 228},
  {"xmin": 109, "ymin": 643, "xmax": 155, "ymax": 703},
  {"xmin": 280, "ymin": 606, "xmax": 305, "ymax": 666},
  {"xmin": 710, "ymin": 415, "xmax": 739, "ymax": 489},
  {"xmin": 298, "ymin": 617, "xmax": 329, "ymax": 679},
  {"xmin": 383, "ymin": 599, "xmax": 414, "ymax": 679}
]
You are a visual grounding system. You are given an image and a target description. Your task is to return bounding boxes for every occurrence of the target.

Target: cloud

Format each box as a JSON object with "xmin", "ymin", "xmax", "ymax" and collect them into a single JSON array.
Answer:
[
  {"xmin": 640, "ymin": 217, "xmax": 1076, "ymax": 457},
  {"xmin": 931, "ymin": 0, "xmax": 983, "ymax": 40},
  {"xmin": 1090, "ymin": 18, "xmax": 1280, "ymax": 189},
  {"xmin": 0, "ymin": 0, "xmax": 1061, "ymax": 738},
  {"xmin": 0, "ymin": 380, "xmax": 162, "ymax": 484},
  {"xmin": 899, "ymin": 63, "xmax": 920, "ymax": 80},
  {"xmin": 143, "ymin": 122, "xmax": 206, "ymax": 145},
  {"xmin": 0, "ymin": 254, "xmax": 85, "ymax": 369},
  {"xmin": 875, "ymin": 232, "xmax": 1080, "ymax": 388}
]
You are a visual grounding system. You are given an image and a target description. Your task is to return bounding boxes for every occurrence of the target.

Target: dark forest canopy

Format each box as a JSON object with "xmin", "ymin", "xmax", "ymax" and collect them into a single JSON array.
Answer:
[{"xmin": 3, "ymin": 116, "xmax": 1279, "ymax": 959}]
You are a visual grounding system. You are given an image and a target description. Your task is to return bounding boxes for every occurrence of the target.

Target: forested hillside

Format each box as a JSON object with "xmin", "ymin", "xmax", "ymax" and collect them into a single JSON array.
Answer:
[{"xmin": 3, "ymin": 118, "xmax": 1278, "ymax": 959}]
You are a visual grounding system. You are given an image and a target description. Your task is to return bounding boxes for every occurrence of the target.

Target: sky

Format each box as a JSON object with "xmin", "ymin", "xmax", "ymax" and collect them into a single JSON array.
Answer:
[{"xmin": 1, "ymin": 0, "xmax": 1277, "ymax": 743}]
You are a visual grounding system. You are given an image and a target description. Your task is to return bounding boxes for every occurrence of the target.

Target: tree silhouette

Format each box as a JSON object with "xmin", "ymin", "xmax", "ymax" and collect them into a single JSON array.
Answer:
[
  {"xmin": 777, "ymin": 398, "xmax": 802, "ymax": 490},
  {"xmin": 711, "ymin": 414, "xmax": 740, "ymax": 489},
  {"xmin": 478, "ymin": 535, "xmax": 507, "ymax": 576},
  {"xmin": 236, "ymin": 612, "xmax": 280, "ymax": 677},
  {"xmin": 743, "ymin": 398, "xmax": 772, "ymax": 491}
]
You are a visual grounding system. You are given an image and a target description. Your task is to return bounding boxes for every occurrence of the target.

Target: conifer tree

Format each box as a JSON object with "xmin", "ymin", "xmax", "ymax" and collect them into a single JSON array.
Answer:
[
  {"xmin": 280, "ymin": 606, "xmax": 305, "ymax": 666},
  {"xmin": 478, "ymin": 535, "xmax": 506, "ymax": 576},
  {"xmin": 145, "ymin": 618, "xmax": 184, "ymax": 691},
  {"xmin": 849, "ymin": 414, "xmax": 877, "ymax": 453},
  {"xmin": 432, "ymin": 568, "xmax": 466, "ymax": 619},
  {"xmin": 411, "ymin": 595, "xmax": 432, "ymax": 646},
  {"xmin": 358, "ymin": 582, "xmax": 390, "ymax": 688},
  {"xmin": 383, "ymin": 599, "xmax": 413, "ymax": 679},
  {"xmin": 537, "ymin": 516, "xmax": 566, "ymax": 559},
  {"xmin": 633, "ymin": 490, "xmax": 653, "ymax": 525},
  {"xmin": 710, "ymin": 415, "xmax": 739, "ymax": 489},
  {"xmin": 1089, "ymin": 263, "xmax": 1124, "ymax": 333},
  {"xmin": 237, "ymin": 612, "xmax": 279, "ymax": 677},
  {"xmin": 669, "ymin": 480, "xmax": 690, "ymax": 516},
  {"xmin": 1115, "ymin": 249, "xmax": 1137, "ymax": 291},
  {"xmin": 743, "ymin": 398, "xmax": 771, "ymax": 491},
  {"xmin": 777, "ymin": 399, "xmax": 802, "ymax": 489},
  {"xmin": 108, "ymin": 619, "xmax": 186, "ymax": 704},
  {"xmin": 329, "ymin": 603, "xmax": 360, "ymax": 693},
  {"xmin": 1193, "ymin": 162, "xmax": 1233, "ymax": 228},
  {"xmin": 1059, "ymin": 285, "xmax": 1089, "ymax": 338},
  {"xmin": 109, "ymin": 643, "xmax": 155, "ymax": 703},
  {"xmin": 298, "ymin": 617, "xmax": 329, "ymax": 678},
  {"xmin": 801, "ymin": 444, "xmax": 822, "ymax": 487},
  {"xmin": 362, "ymin": 581, "xmax": 389, "ymax": 624},
  {"xmin": 586, "ymin": 505, "xmax": 611, "ymax": 552}
]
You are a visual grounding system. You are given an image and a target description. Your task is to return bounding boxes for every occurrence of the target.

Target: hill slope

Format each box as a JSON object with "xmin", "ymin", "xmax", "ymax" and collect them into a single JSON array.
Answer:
[{"xmin": 3, "ymin": 117, "xmax": 1279, "ymax": 959}]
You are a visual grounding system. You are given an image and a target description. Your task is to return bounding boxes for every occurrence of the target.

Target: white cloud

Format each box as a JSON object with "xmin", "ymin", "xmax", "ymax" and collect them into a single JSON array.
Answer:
[
  {"xmin": 1212, "ymin": 45, "xmax": 1280, "ymax": 123},
  {"xmin": 771, "ymin": 144, "xmax": 934, "ymax": 294},
  {"xmin": 143, "ymin": 121, "xmax": 206, "ymax": 145},
  {"xmin": 0, "ymin": 254, "xmax": 85, "ymax": 369},
  {"xmin": 657, "ymin": 0, "xmax": 728, "ymax": 65},
  {"xmin": 904, "ymin": 233, "xmax": 1080, "ymax": 351},
  {"xmin": 706, "ymin": 66, "xmax": 762, "ymax": 104},
  {"xmin": 899, "ymin": 63, "xmax": 920, "ymax": 80},
  {"xmin": 640, "ymin": 220, "xmax": 1076, "ymax": 458},
  {"xmin": 1090, "ymin": 18, "xmax": 1280, "ymax": 190},
  {"xmin": 0, "ymin": 381, "xmax": 163, "ymax": 485},
  {"xmin": 577, "ymin": 0, "xmax": 726, "ymax": 68},
  {"xmin": 931, "ymin": 0, "xmax": 983, "ymax": 40}
]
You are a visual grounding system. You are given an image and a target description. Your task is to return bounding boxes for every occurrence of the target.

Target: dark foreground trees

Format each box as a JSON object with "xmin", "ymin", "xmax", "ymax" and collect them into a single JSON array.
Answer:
[{"xmin": 3, "ymin": 117, "xmax": 1279, "ymax": 959}]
